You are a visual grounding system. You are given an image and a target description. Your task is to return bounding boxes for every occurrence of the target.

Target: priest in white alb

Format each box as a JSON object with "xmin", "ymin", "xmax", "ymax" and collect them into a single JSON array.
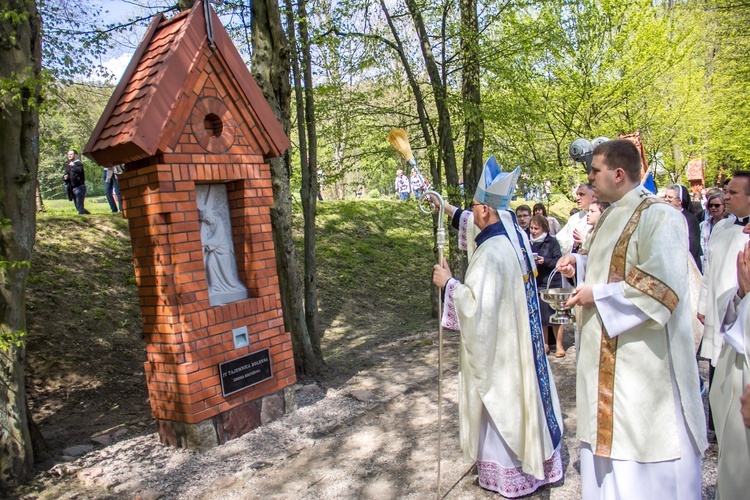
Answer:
[
  {"xmin": 432, "ymin": 157, "xmax": 563, "ymax": 497},
  {"xmin": 697, "ymin": 172, "xmax": 750, "ymax": 432},
  {"xmin": 710, "ymin": 236, "xmax": 750, "ymax": 499},
  {"xmin": 554, "ymin": 183, "xmax": 595, "ymax": 254},
  {"xmin": 557, "ymin": 140, "xmax": 707, "ymax": 499}
]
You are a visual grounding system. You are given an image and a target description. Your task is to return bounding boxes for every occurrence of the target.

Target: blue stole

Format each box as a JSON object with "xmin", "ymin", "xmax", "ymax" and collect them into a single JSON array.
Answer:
[{"xmin": 476, "ymin": 218, "xmax": 562, "ymax": 449}]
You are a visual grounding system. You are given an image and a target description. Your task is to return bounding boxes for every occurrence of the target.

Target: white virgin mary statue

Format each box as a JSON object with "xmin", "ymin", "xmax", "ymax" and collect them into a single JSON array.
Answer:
[{"xmin": 197, "ymin": 185, "xmax": 248, "ymax": 306}]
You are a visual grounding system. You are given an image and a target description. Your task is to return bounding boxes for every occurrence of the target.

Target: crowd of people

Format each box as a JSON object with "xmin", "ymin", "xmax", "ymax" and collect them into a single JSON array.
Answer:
[
  {"xmin": 63, "ymin": 149, "xmax": 122, "ymax": 214},
  {"xmin": 394, "ymin": 167, "xmax": 429, "ymax": 201},
  {"xmin": 430, "ymin": 140, "xmax": 750, "ymax": 498}
]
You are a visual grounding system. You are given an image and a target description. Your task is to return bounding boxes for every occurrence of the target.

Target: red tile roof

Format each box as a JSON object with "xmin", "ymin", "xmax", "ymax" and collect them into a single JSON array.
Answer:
[{"xmin": 84, "ymin": 1, "xmax": 289, "ymax": 166}]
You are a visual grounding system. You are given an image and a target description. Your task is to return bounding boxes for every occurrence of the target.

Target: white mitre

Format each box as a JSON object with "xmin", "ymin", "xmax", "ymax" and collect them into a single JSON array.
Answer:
[
  {"xmin": 473, "ymin": 156, "xmax": 534, "ymax": 274},
  {"xmin": 473, "ymin": 155, "xmax": 520, "ymax": 210}
]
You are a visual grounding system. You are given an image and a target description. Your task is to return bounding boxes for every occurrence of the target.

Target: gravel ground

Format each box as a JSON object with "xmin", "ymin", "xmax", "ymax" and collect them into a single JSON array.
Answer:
[{"xmin": 23, "ymin": 328, "xmax": 718, "ymax": 499}]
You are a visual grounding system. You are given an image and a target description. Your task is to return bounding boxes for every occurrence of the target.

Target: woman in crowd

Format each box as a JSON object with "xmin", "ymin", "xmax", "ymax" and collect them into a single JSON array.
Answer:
[
  {"xmin": 665, "ymin": 184, "xmax": 703, "ymax": 273},
  {"xmin": 699, "ymin": 192, "xmax": 726, "ymax": 271},
  {"xmin": 533, "ymin": 203, "xmax": 562, "ymax": 236},
  {"xmin": 529, "ymin": 214, "xmax": 565, "ymax": 357}
]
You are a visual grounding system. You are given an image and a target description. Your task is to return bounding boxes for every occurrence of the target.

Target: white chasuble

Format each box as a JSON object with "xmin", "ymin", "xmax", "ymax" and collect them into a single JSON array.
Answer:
[
  {"xmin": 698, "ymin": 217, "xmax": 748, "ymax": 365},
  {"xmin": 576, "ymin": 187, "xmax": 707, "ymax": 497},
  {"xmin": 709, "ymin": 292, "xmax": 750, "ymax": 500},
  {"xmin": 443, "ymin": 212, "xmax": 562, "ymax": 496}
]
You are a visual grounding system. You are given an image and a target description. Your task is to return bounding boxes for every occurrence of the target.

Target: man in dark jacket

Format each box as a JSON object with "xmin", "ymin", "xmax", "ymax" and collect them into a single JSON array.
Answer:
[
  {"xmin": 63, "ymin": 149, "xmax": 89, "ymax": 214},
  {"xmin": 665, "ymin": 184, "xmax": 702, "ymax": 273}
]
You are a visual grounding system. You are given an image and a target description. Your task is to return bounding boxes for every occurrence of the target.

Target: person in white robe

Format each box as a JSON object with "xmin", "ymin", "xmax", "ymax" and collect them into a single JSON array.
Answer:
[
  {"xmin": 698, "ymin": 174, "xmax": 750, "ymax": 364},
  {"xmin": 432, "ymin": 157, "xmax": 563, "ymax": 497},
  {"xmin": 710, "ymin": 236, "xmax": 750, "ymax": 499},
  {"xmin": 697, "ymin": 172, "xmax": 750, "ymax": 429},
  {"xmin": 555, "ymin": 183, "xmax": 595, "ymax": 254},
  {"xmin": 557, "ymin": 140, "xmax": 708, "ymax": 499}
]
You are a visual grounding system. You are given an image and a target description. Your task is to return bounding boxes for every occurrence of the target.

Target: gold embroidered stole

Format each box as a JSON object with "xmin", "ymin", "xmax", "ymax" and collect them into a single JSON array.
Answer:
[{"xmin": 592, "ymin": 197, "xmax": 678, "ymax": 457}]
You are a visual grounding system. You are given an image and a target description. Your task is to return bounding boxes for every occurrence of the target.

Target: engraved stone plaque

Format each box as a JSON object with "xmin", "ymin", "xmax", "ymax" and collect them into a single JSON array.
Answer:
[{"xmin": 219, "ymin": 349, "xmax": 273, "ymax": 397}]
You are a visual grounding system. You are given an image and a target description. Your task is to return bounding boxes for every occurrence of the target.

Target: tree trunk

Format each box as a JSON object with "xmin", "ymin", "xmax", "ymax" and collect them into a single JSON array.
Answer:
[
  {"xmin": 404, "ymin": 0, "xmax": 464, "ymax": 283},
  {"xmin": 251, "ymin": 0, "xmax": 323, "ymax": 375},
  {"xmin": 296, "ymin": 0, "xmax": 323, "ymax": 356},
  {"xmin": 460, "ymin": 0, "xmax": 483, "ymax": 201},
  {"xmin": 379, "ymin": 0, "xmax": 439, "ymax": 189},
  {"xmin": 0, "ymin": 0, "xmax": 43, "ymax": 488},
  {"xmin": 404, "ymin": 0, "xmax": 459, "ymax": 197},
  {"xmin": 35, "ymin": 180, "xmax": 45, "ymax": 212}
]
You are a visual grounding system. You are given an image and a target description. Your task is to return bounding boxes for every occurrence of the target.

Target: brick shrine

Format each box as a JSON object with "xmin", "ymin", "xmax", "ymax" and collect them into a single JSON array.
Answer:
[{"xmin": 83, "ymin": 1, "xmax": 296, "ymax": 449}]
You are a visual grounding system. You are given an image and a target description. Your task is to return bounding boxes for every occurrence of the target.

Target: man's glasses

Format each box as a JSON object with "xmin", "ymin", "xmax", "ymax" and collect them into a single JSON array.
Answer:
[
  {"xmin": 468, "ymin": 202, "xmax": 486, "ymax": 209},
  {"xmin": 709, "ymin": 203, "xmax": 724, "ymax": 208}
]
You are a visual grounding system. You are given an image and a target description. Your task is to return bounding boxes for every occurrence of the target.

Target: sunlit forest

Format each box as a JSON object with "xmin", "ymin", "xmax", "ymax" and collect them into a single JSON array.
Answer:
[{"xmin": 38, "ymin": 0, "xmax": 750, "ymax": 203}]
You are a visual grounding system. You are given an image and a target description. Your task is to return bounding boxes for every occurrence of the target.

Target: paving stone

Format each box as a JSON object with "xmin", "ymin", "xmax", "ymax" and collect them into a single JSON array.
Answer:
[
  {"xmin": 350, "ymin": 390, "xmax": 375, "ymax": 402},
  {"xmin": 137, "ymin": 489, "xmax": 164, "ymax": 500},
  {"xmin": 62, "ymin": 444, "xmax": 94, "ymax": 457},
  {"xmin": 113, "ymin": 479, "xmax": 144, "ymax": 493},
  {"xmin": 299, "ymin": 384, "xmax": 322, "ymax": 393},
  {"xmin": 209, "ymin": 475, "xmax": 237, "ymax": 489},
  {"xmin": 260, "ymin": 393, "xmax": 283, "ymax": 424},
  {"xmin": 113, "ymin": 427, "xmax": 129, "ymax": 437},
  {"xmin": 91, "ymin": 435, "xmax": 112, "ymax": 446}
]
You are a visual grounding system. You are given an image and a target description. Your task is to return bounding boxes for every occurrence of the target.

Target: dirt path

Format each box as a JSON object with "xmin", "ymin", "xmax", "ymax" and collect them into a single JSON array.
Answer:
[{"xmin": 19, "ymin": 327, "xmax": 717, "ymax": 499}]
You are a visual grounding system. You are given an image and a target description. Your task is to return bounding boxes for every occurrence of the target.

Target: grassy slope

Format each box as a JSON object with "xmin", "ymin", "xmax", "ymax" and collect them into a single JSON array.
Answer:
[
  {"xmin": 26, "ymin": 205, "xmax": 147, "ymax": 450},
  {"xmin": 25, "ymin": 195, "xmax": 573, "ymax": 449},
  {"xmin": 25, "ymin": 198, "xmax": 438, "ymax": 448},
  {"xmin": 296, "ymin": 200, "xmax": 436, "ymax": 380}
]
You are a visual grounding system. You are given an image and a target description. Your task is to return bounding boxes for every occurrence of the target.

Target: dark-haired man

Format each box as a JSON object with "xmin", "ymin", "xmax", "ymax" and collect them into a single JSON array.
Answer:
[
  {"xmin": 63, "ymin": 149, "xmax": 89, "ymax": 214},
  {"xmin": 515, "ymin": 204, "xmax": 532, "ymax": 236},
  {"xmin": 699, "ymin": 172, "xmax": 750, "ymax": 364},
  {"xmin": 697, "ymin": 171, "xmax": 750, "ymax": 441},
  {"xmin": 557, "ymin": 139, "xmax": 707, "ymax": 499}
]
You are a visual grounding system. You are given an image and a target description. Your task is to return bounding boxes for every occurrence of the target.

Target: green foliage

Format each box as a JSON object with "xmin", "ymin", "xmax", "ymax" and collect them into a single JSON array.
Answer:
[
  {"xmin": 481, "ymin": 0, "xmax": 702, "ymax": 190},
  {"xmin": 1, "ymin": 7, "xmax": 30, "ymax": 26},
  {"xmin": 0, "ymin": 73, "xmax": 45, "ymax": 112},
  {"xmin": 704, "ymin": 0, "xmax": 750, "ymax": 175},
  {"xmin": 39, "ymin": 82, "xmax": 113, "ymax": 200},
  {"xmin": 304, "ymin": 199, "xmax": 436, "ymax": 368},
  {"xmin": 276, "ymin": 0, "xmax": 746, "ymax": 200},
  {"xmin": 0, "ymin": 328, "xmax": 26, "ymax": 351},
  {"xmin": 29, "ymin": 0, "xmax": 750, "ymax": 204},
  {"xmin": 0, "ymin": 260, "xmax": 30, "ymax": 271}
]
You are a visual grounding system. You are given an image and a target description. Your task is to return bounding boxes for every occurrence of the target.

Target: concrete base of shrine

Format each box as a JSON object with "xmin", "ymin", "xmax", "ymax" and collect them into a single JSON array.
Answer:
[{"xmin": 155, "ymin": 386, "xmax": 297, "ymax": 450}]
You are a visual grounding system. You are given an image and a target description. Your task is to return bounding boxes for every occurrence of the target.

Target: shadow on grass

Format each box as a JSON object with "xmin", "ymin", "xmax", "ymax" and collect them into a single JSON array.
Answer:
[
  {"xmin": 303, "ymin": 200, "xmax": 438, "ymax": 383},
  {"xmin": 26, "ymin": 214, "xmax": 150, "ymax": 451}
]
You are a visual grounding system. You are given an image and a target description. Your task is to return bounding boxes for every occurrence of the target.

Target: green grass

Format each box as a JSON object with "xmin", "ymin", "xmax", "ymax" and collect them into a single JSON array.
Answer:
[
  {"xmin": 27, "ymin": 198, "xmax": 441, "ymax": 397},
  {"xmin": 298, "ymin": 199, "xmax": 437, "ymax": 376},
  {"xmin": 40, "ymin": 195, "xmax": 120, "ymax": 216}
]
